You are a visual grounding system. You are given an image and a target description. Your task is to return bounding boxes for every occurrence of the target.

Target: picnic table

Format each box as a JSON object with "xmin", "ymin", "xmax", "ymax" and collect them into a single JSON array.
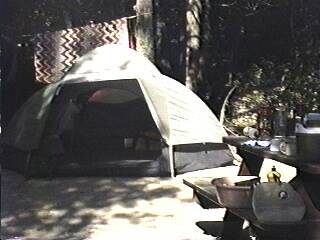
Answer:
[{"xmin": 183, "ymin": 136, "xmax": 320, "ymax": 240}]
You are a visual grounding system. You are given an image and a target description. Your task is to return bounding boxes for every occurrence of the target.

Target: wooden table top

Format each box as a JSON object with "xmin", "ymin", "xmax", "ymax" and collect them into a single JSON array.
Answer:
[
  {"xmin": 223, "ymin": 136, "xmax": 320, "ymax": 174},
  {"xmin": 183, "ymin": 177, "xmax": 311, "ymax": 230}
]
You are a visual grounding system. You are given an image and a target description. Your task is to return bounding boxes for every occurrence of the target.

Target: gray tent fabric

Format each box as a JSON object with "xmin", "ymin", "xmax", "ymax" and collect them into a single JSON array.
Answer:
[
  {"xmin": 2, "ymin": 83, "xmax": 60, "ymax": 151},
  {"xmin": 2, "ymin": 44, "xmax": 234, "ymax": 177}
]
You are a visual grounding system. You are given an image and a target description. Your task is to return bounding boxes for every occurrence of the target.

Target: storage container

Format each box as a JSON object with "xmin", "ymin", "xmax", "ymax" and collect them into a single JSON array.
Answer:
[{"xmin": 296, "ymin": 113, "xmax": 320, "ymax": 163}]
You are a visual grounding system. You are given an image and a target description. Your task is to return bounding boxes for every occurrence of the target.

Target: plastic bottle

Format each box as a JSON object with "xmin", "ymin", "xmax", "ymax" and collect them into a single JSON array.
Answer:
[
  {"xmin": 272, "ymin": 107, "xmax": 288, "ymax": 137},
  {"xmin": 243, "ymin": 126, "xmax": 259, "ymax": 139},
  {"xmin": 267, "ymin": 166, "xmax": 281, "ymax": 183}
]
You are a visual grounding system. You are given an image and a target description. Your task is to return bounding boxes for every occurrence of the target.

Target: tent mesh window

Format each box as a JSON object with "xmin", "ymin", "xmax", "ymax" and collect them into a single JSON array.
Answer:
[{"xmin": 46, "ymin": 80, "xmax": 165, "ymax": 176}]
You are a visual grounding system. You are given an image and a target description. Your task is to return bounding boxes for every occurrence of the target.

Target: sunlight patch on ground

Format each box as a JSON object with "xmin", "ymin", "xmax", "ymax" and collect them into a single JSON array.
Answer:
[
  {"xmin": 1, "ymin": 168, "xmax": 237, "ymax": 240},
  {"xmin": 86, "ymin": 222, "xmax": 216, "ymax": 240}
]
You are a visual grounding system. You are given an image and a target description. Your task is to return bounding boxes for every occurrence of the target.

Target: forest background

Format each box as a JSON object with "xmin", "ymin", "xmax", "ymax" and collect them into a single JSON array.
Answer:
[{"xmin": 0, "ymin": 0, "xmax": 319, "ymax": 132}]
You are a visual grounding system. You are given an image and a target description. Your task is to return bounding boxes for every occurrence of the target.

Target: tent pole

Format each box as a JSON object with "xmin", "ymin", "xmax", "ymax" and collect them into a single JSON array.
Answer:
[
  {"xmin": 24, "ymin": 151, "xmax": 33, "ymax": 178},
  {"xmin": 169, "ymin": 145, "xmax": 175, "ymax": 177}
]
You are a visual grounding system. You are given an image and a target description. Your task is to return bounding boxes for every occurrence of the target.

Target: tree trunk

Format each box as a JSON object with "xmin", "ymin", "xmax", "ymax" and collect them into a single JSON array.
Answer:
[
  {"xmin": 185, "ymin": 0, "xmax": 203, "ymax": 91},
  {"xmin": 135, "ymin": 0, "xmax": 155, "ymax": 62},
  {"xmin": 153, "ymin": 0, "xmax": 187, "ymax": 83}
]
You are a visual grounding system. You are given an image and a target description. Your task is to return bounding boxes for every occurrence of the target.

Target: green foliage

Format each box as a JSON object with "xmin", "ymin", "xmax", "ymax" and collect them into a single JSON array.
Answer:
[
  {"xmin": 229, "ymin": 50, "xmax": 320, "ymax": 112},
  {"xmin": 227, "ymin": 0, "xmax": 320, "ymax": 113}
]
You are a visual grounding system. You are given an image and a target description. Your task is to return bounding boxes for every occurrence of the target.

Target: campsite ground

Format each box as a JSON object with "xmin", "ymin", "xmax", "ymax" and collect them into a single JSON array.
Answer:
[{"xmin": 1, "ymin": 166, "xmax": 239, "ymax": 240}]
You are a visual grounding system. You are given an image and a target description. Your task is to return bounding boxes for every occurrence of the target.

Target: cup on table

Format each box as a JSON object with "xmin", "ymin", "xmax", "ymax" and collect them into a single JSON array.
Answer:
[
  {"xmin": 270, "ymin": 137, "xmax": 282, "ymax": 151},
  {"xmin": 279, "ymin": 137, "xmax": 296, "ymax": 156}
]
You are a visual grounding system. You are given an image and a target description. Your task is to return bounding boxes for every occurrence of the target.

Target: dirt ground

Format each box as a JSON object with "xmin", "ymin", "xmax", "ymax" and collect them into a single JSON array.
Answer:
[{"xmin": 1, "ymin": 166, "xmax": 239, "ymax": 240}]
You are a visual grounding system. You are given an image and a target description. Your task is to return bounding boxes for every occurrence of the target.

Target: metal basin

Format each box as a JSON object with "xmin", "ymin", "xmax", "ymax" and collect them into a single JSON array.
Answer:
[{"xmin": 212, "ymin": 176, "xmax": 260, "ymax": 209}]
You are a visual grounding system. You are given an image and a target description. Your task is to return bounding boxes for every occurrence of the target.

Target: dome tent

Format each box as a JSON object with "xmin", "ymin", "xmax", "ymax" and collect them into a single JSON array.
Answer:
[{"xmin": 2, "ymin": 45, "xmax": 233, "ymax": 177}]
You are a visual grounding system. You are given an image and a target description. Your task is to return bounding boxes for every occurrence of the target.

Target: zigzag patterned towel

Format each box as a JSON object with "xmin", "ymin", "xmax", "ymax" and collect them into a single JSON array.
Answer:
[{"xmin": 33, "ymin": 18, "xmax": 129, "ymax": 84}]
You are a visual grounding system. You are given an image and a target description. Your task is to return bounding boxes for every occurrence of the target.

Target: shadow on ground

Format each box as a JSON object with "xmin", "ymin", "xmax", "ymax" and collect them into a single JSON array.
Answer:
[{"xmin": 1, "ymin": 170, "xmax": 184, "ymax": 240}]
